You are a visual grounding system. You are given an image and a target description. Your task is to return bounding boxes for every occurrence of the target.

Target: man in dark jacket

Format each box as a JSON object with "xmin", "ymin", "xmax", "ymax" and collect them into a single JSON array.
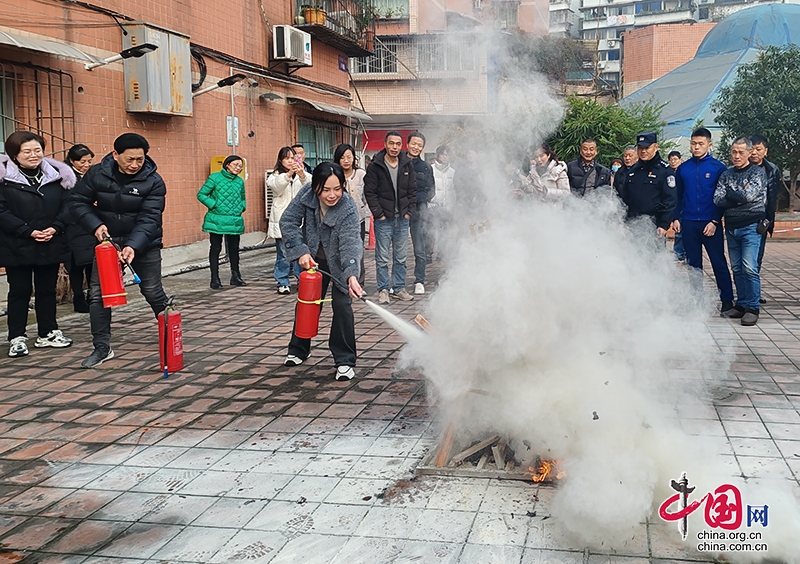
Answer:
[
  {"xmin": 749, "ymin": 134, "xmax": 781, "ymax": 303},
  {"xmin": 292, "ymin": 143, "xmax": 314, "ymax": 174},
  {"xmin": 613, "ymin": 145, "xmax": 638, "ymax": 197},
  {"xmin": 714, "ymin": 137, "xmax": 767, "ymax": 326},
  {"xmin": 567, "ymin": 138, "xmax": 611, "ymax": 196},
  {"xmin": 363, "ymin": 131, "xmax": 417, "ymax": 304},
  {"xmin": 70, "ymin": 133, "xmax": 169, "ymax": 368},
  {"xmin": 406, "ymin": 131, "xmax": 435, "ymax": 295},
  {"xmin": 671, "ymin": 128, "xmax": 733, "ymax": 314},
  {"xmin": 620, "ymin": 132, "xmax": 676, "ymax": 235}
]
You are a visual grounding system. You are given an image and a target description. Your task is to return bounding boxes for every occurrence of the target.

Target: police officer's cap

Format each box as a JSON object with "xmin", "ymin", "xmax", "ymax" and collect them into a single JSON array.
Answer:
[{"xmin": 636, "ymin": 132, "xmax": 657, "ymax": 147}]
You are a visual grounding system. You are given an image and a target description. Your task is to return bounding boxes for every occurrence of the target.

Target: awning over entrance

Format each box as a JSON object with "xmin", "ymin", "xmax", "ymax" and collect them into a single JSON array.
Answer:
[
  {"xmin": 287, "ymin": 96, "xmax": 372, "ymax": 122},
  {"xmin": 362, "ymin": 129, "xmax": 416, "ymax": 151},
  {"xmin": 0, "ymin": 30, "xmax": 103, "ymax": 64}
]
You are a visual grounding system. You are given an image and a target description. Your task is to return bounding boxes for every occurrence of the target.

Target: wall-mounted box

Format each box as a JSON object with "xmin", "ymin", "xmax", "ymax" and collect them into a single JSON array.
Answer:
[{"xmin": 122, "ymin": 22, "xmax": 192, "ymax": 116}]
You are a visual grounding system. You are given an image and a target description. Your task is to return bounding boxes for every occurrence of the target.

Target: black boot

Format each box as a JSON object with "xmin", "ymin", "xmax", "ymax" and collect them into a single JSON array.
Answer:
[
  {"xmin": 228, "ymin": 236, "xmax": 245, "ymax": 286},
  {"xmin": 209, "ymin": 255, "xmax": 223, "ymax": 289}
]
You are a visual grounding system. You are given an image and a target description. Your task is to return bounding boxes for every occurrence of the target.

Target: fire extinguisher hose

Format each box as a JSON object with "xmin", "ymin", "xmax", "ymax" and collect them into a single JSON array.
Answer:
[
  {"xmin": 311, "ymin": 266, "xmax": 367, "ymax": 302},
  {"xmin": 103, "ymin": 236, "xmax": 141, "ymax": 284},
  {"xmin": 162, "ymin": 295, "xmax": 175, "ymax": 379}
]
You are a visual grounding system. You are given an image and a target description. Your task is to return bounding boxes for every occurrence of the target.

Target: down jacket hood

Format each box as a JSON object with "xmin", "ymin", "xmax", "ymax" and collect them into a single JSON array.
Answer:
[{"xmin": 0, "ymin": 154, "xmax": 76, "ymax": 190}]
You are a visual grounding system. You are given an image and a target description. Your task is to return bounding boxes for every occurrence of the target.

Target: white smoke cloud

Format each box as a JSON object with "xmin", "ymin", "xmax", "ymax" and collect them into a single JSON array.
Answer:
[{"xmin": 394, "ymin": 163, "xmax": 800, "ymax": 560}]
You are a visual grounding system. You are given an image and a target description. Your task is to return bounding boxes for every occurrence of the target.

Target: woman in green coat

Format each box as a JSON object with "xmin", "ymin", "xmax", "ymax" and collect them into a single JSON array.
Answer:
[{"xmin": 197, "ymin": 155, "xmax": 247, "ymax": 289}]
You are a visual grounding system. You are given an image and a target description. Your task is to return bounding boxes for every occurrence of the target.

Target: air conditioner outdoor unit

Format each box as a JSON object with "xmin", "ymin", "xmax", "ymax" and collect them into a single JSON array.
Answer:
[
  {"xmin": 273, "ymin": 25, "xmax": 312, "ymax": 66},
  {"xmin": 597, "ymin": 61, "xmax": 607, "ymax": 69},
  {"xmin": 608, "ymin": 39, "xmax": 617, "ymax": 47}
]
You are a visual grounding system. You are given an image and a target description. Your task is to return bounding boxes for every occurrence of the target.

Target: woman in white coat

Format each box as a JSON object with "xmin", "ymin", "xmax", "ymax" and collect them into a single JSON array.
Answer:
[
  {"xmin": 267, "ymin": 146, "xmax": 307, "ymax": 294},
  {"xmin": 525, "ymin": 143, "xmax": 571, "ymax": 199}
]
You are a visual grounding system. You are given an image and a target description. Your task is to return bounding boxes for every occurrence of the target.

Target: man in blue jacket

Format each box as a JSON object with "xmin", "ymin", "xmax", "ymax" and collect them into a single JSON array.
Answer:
[{"xmin": 672, "ymin": 128, "xmax": 734, "ymax": 315}]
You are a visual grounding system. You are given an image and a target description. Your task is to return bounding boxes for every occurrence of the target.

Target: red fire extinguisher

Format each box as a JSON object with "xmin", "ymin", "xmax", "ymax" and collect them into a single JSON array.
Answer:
[
  {"xmin": 95, "ymin": 239, "xmax": 127, "ymax": 307},
  {"xmin": 295, "ymin": 268, "xmax": 324, "ymax": 339},
  {"xmin": 158, "ymin": 296, "xmax": 184, "ymax": 378}
]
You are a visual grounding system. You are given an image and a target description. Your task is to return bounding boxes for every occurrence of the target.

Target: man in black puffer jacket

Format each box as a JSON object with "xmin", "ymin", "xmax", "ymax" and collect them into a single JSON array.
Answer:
[{"xmin": 69, "ymin": 133, "xmax": 169, "ymax": 368}]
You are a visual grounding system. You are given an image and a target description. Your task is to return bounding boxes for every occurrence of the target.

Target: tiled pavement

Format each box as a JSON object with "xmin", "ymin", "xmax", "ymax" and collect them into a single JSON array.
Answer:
[{"xmin": 1, "ymin": 242, "xmax": 800, "ymax": 563}]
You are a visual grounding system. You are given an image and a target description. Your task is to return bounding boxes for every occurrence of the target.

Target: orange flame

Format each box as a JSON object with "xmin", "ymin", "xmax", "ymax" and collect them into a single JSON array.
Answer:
[{"xmin": 529, "ymin": 459, "xmax": 566, "ymax": 483}]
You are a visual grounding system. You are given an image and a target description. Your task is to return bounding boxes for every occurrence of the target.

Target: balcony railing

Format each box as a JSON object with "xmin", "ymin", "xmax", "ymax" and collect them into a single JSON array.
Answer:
[{"xmin": 294, "ymin": 0, "xmax": 377, "ymax": 57}]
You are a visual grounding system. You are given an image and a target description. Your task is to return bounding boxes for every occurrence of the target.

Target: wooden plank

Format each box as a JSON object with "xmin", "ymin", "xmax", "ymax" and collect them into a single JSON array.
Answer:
[
  {"xmin": 413, "ymin": 314, "xmax": 431, "ymax": 332},
  {"xmin": 434, "ymin": 421, "xmax": 458, "ymax": 468},
  {"xmin": 450, "ymin": 434, "xmax": 501, "ymax": 466},
  {"xmin": 476, "ymin": 453, "xmax": 489, "ymax": 470},
  {"xmin": 492, "ymin": 442, "xmax": 506, "ymax": 471}
]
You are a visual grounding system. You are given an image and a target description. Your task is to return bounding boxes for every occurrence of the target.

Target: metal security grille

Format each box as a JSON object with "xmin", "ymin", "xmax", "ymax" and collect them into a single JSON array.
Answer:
[
  {"xmin": 351, "ymin": 39, "xmax": 399, "ymax": 74},
  {"xmin": 351, "ymin": 35, "xmax": 477, "ymax": 76},
  {"xmin": 416, "ymin": 36, "xmax": 476, "ymax": 73},
  {"xmin": 0, "ymin": 60, "xmax": 75, "ymax": 158}
]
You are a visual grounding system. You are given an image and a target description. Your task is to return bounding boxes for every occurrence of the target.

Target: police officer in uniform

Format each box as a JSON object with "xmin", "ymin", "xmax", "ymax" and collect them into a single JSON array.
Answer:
[{"xmin": 620, "ymin": 132, "xmax": 677, "ymax": 237}]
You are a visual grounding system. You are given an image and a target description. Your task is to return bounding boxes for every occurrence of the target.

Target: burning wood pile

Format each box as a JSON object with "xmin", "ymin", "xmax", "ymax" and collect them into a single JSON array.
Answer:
[
  {"xmin": 411, "ymin": 315, "xmax": 565, "ymax": 484},
  {"xmin": 418, "ymin": 430, "xmax": 565, "ymax": 484}
]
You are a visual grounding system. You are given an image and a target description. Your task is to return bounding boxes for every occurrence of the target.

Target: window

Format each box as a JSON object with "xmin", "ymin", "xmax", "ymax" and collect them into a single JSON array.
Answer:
[
  {"xmin": 351, "ymin": 40, "xmax": 398, "ymax": 74},
  {"xmin": 0, "ymin": 60, "xmax": 74, "ymax": 158},
  {"xmin": 496, "ymin": 1, "xmax": 519, "ymax": 28},
  {"xmin": 635, "ymin": 1, "xmax": 663, "ymax": 13},
  {"xmin": 0, "ymin": 75, "xmax": 13, "ymax": 153},
  {"xmin": 417, "ymin": 36, "xmax": 475, "ymax": 73},
  {"xmin": 607, "ymin": 50, "xmax": 620, "ymax": 61},
  {"xmin": 297, "ymin": 119, "xmax": 344, "ymax": 168}
]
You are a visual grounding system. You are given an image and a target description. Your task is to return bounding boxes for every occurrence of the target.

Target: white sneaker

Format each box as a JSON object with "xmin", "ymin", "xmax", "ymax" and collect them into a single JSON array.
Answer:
[
  {"xmin": 35, "ymin": 329, "xmax": 73, "ymax": 348},
  {"xmin": 284, "ymin": 355, "xmax": 304, "ymax": 367},
  {"xmin": 277, "ymin": 286, "xmax": 291, "ymax": 295},
  {"xmin": 335, "ymin": 366, "xmax": 355, "ymax": 381},
  {"xmin": 8, "ymin": 336, "xmax": 28, "ymax": 358},
  {"xmin": 414, "ymin": 283, "xmax": 425, "ymax": 295}
]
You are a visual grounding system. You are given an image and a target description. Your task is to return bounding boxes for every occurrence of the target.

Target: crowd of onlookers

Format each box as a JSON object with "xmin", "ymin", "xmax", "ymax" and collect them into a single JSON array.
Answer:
[
  {"xmin": 0, "ymin": 125, "xmax": 780, "ymax": 381},
  {"xmin": 520, "ymin": 128, "xmax": 778, "ymax": 327}
]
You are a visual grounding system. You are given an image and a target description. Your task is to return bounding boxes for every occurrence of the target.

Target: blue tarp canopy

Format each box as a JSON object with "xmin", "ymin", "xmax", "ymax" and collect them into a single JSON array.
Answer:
[{"xmin": 619, "ymin": 3, "xmax": 800, "ymax": 141}]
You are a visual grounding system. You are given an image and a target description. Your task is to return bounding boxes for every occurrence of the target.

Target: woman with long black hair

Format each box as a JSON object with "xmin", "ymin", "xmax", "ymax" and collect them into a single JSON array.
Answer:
[
  {"xmin": 333, "ymin": 143, "xmax": 367, "ymax": 286},
  {"xmin": 280, "ymin": 163, "xmax": 363, "ymax": 381},
  {"xmin": 64, "ymin": 143, "xmax": 95, "ymax": 312},
  {"xmin": 267, "ymin": 146, "xmax": 306, "ymax": 294}
]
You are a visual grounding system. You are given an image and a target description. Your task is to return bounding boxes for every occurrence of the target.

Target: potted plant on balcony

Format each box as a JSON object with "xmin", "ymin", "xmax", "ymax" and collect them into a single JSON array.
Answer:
[
  {"xmin": 354, "ymin": 6, "xmax": 376, "ymax": 51},
  {"xmin": 303, "ymin": 4, "xmax": 327, "ymax": 25}
]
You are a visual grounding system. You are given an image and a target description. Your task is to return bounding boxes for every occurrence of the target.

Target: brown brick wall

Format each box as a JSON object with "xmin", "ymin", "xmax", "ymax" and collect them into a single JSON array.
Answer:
[
  {"xmin": 623, "ymin": 22, "xmax": 716, "ymax": 85},
  {"xmin": 3, "ymin": 1, "xmax": 355, "ymax": 248}
]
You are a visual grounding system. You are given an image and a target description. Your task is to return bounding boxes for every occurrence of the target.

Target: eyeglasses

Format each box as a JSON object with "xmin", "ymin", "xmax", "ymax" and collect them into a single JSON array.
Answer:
[{"xmin": 20, "ymin": 149, "xmax": 44, "ymax": 156}]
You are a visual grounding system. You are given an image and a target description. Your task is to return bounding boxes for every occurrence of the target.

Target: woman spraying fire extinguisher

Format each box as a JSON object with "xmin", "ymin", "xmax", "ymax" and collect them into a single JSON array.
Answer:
[{"xmin": 280, "ymin": 162, "xmax": 363, "ymax": 381}]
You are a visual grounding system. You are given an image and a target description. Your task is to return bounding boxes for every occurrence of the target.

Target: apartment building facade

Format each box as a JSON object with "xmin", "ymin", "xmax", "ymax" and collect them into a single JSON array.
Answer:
[
  {"xmin": 349, "ymin": 0, "xmax": 549, "ymax": 156},
  {"xmin": 0, "ymin": 0, "xmax": 373, "ymax": 249},
  {"xmin": 578, "ymin": 0, "xmax": 797, "ymax": 86}
]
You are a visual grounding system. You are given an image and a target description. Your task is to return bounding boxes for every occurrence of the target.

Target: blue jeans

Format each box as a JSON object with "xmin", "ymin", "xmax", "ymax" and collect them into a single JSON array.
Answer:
[
  {"xmin": 673, "ymin": 231, "xmax": 685, "ymax": 259},
  {"xmin": 409, "ymin": 205, "xmax": 427, "ymax": 284},
  {"xmin": 274, "ymin": 238, "xmax": 301, "ymax": 287},
  {"xmin": 725, "ymin": 223, "xmax": 761, "ymax": 310},
  {"xmin": 374, "ymin": 216, "xmax": 409, "ymax": 292},
  {"xmin": 682, "ymin": 220, "xmax": 733, "ymax": 304}
]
